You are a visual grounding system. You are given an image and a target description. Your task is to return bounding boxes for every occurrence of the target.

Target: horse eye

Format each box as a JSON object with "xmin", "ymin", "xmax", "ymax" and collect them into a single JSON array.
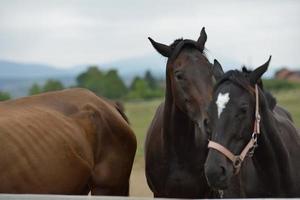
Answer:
[
  {"xmin": 176, "ymin": 74, "xmax": 183, "ymax": 80},
  {"xmin": 235, "ymin": 105, "xmax": 248, "ymax": 118},
  {"xmin": 174, "ymin": 71, "xmax": 184, "ymax": 80},
  {"xmin": 240, "ymin": 104, "xmax": 248, "ymax": 113}
]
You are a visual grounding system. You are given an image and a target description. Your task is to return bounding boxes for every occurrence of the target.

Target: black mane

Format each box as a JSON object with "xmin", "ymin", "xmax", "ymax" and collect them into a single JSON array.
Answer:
[
  {"xmin": 168, "ymin": 38, "xmax": 208, "ymax": 62},
  {"xmin": 215, "ymin": 67, "xmax": 277, "ymax": 110},
  {"xmin": 170, "ymin": 38, "xmax": 184, "ymax": 49},
  {"xmin": 215, "ymin": 69, "xmax": 251, "ymax": 92}
]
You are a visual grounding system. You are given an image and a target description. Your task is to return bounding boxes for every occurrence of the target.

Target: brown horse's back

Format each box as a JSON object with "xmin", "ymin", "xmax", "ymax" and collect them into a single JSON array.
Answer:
[
  {"xmin": 0, "ymin": 88, "xmax": 136, "ymax": 195},
  {"xmin": 0, "ymin": 107, "xmax": 93, "ymax": 193}
]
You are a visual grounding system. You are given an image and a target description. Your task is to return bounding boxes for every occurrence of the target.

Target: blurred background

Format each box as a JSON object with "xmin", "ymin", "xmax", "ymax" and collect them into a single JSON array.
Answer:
[{"xmin": 0, "ymin": 0, "xmax": 299, "ymax": 197}]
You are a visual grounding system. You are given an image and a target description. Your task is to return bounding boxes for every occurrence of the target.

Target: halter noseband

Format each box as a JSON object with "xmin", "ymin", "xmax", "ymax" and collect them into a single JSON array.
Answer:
[{"xmin": 207, "ymin": 84, "xmax": 261, "ymax": 173}]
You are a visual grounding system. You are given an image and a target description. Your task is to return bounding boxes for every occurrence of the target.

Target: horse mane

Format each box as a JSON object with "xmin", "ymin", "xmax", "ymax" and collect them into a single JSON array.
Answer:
[
  {"xmin": 215, "ymin": 67, "xmax": 277, "ymax": 110},
  {"xmin": 242, "ymin": 67, "xmax": 277, "ymax": 110},
  {"xmin": 215, "ymin": 69, "xmax": 253, "ymax": 93},
  {"xmin": 168, "ymin": 38, "xmax": 208, "ymax": 62},
  {"xmin": 170, "ymin": 38, "xmax": 184, "ymax": 49}
]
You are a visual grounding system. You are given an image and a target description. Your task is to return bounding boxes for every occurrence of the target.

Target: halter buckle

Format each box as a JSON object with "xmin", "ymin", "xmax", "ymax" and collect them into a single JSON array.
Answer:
[
  {"xmin": 233, "ymin": 156, "xmax": 242, "ymax": 169},
  {"xmin": 248, "ymin": 132, "xmax": 259, "ymax": 157},
  {"xmin": 248, "ymin": 145, "xmax": 257, "ymax": 157},
  {"xmin": 256, "ymin": 114, "xmax": 261, "ymax": 122}
]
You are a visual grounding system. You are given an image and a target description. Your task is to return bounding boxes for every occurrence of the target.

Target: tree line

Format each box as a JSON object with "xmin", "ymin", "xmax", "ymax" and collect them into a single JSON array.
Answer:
[
  {"xmin": 1, "ymin": 66, "xmax": 300, "ymax": 102},
  {"xmin": 0, "ymin": 66, "xmax": 164, "ymax": 101}
]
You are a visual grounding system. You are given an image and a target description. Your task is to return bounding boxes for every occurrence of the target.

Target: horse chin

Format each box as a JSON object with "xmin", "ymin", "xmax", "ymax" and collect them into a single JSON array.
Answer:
[
  {"xmin": 207, "ymin": 178, "xmax": 229, "ymax": 191},
  {"xmin": 205, "ymin": 167, "xmax": 230, "ymax": 191}
]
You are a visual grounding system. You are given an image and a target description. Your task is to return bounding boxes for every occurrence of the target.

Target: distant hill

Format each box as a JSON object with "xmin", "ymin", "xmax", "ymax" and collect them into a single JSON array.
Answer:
[
  {"xmin": 102, "ymin": 54, "xmax": 166, "ymax": 78},
  {"xmin": 0, "ymin": 60, "xmax": 74, "ymax": 78},
  {"xmin": 0, "ymin": 56, "xmax": 166, "ymax": 97},
  {"xmin": 0, "ymin": 60, "xmax": 77, "ymax": 97},
  {"xmin": 0, "ymin": 54, "xmax": 277, "ymax": 98},
  {"xmin": 71, "ymin": 53, "xmax": 167, "ymax": 84},
  {"xmin": 0, "ymin": 77, "xmax": 75, "ymax": 98}
]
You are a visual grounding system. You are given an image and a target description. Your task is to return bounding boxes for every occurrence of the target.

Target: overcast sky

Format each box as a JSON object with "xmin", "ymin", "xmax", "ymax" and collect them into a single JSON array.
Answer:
[{"xmin": 0, "ymin": 0, "xmax": 299, "ymax": 70}]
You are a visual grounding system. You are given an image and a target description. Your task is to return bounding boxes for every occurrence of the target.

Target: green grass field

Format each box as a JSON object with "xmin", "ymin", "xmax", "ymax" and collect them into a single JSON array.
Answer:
[
  {"xmin": 125, "ymin": 99, "xmax": 162, "ymax": 157},
  {"xmin": 274, "ymin": 89, "xmax": 300, "ymax": 127},
  {"xmin": 125, "ymin": 89, "xmax": 300, "ymax": 158}
]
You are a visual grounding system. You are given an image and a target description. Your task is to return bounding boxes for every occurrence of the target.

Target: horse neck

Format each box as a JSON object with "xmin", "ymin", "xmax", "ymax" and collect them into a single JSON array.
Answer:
[{"xmin": 252, "ymin": 95, "xmax": 293, "ymax": 192}]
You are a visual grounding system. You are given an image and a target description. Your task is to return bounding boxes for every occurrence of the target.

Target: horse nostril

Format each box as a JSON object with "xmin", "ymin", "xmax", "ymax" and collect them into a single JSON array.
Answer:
[
  {"xmin": 205, "ymin": 164, "xmax": 227, "ymax": 187},
  {"xmin": 220, "ymin": 166, "xmax": 226, "ymax": 176}
]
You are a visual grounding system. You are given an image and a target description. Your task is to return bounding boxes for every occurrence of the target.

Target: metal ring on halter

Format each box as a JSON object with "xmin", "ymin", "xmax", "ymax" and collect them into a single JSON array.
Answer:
[
  {"xmin": 233, "ymin": 156, "xmax": 242, "ymax": 169},
  {"xmin": 252, "ymin": 132, "xmax": 258, "ymax": 142},
  {"xmin": 256, "ymin": 114, "xmax": 261, "ymax": 122},
  {"xmin": 248, "ymin": 133, "xmax": 259, "ymax": 157},
  {"xmin": 248, "ymin": 142, "xmax": 257, "ymax": 157}
]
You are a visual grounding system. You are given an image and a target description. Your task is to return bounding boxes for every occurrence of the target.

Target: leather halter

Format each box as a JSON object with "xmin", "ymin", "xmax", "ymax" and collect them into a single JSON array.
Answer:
[{"xmin": 208, "ymin": 84, "xmax": 261, "ymax": 173}]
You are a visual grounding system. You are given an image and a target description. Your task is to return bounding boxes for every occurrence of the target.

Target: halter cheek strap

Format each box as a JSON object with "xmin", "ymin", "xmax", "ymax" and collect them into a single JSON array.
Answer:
[{"xmin": 207, "ymin": 84, "xmax": 261, "ymax": 173}]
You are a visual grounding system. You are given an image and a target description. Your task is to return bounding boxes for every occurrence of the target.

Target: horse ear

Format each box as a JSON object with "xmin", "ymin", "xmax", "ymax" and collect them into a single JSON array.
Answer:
[
  {"xmin": 249, "ymin": 56, "xmax": 272, "ymax": 84},
  {"xmin": 197, "ymin": 27, "xmax": 207, "ymax": 52},
  {"xmin": 213, "ymin": 59, "xmax": 224, "ymax": 81},
  {"xmin": 148, "ymin": 37, "xmax": 172, "ymax": 57}
]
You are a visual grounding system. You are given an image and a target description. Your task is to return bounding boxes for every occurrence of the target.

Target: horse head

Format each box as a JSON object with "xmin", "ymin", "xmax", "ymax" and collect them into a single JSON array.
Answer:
[
  {"xmin": 149, "ymin": 28, "xmax": 223, "ymax": 133},
  {"xmin": 204, "ymin": 56, "xmax": 271, "ymax": 190}
]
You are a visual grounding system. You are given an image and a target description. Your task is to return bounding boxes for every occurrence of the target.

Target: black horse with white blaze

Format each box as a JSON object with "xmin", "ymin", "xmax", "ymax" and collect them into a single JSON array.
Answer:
[{"xmin": 204, "ymin": 56, "xmax": 300, "ymax": 197}]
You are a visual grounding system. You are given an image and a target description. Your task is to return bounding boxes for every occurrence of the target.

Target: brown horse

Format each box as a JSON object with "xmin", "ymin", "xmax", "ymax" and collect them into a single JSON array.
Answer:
[
  {"xmin": 0, "ymin": 88, "xmax": 136, "ymax": 195},
  {"xmin": 145, "ymin": 28, "xmax": 222, "ymax": 198}
]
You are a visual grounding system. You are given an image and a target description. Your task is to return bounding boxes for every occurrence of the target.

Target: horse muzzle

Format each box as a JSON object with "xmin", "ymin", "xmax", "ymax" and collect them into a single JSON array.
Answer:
[{"xmin": 204, "ymin": 150, "xmax": 231, "ymax": 190}]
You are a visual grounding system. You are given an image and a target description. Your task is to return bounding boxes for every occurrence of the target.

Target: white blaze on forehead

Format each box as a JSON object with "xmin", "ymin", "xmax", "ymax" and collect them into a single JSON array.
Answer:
[{"xmin": 216, "ymin": 92, "xmax": 230, "ymax": 118}]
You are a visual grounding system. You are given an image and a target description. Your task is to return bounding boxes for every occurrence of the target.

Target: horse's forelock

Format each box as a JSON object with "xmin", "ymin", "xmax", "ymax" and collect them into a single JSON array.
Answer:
[
  {"xmin": 214, "ymin": 70, "xmax": 255, "ymax": 95},
  {"xmin": 170, "ymin": 38, "xmax": 183, "ymax": 49},
  {"xmin": 168, "ymin": 39, "xmax": 208, "ymax": 64}
]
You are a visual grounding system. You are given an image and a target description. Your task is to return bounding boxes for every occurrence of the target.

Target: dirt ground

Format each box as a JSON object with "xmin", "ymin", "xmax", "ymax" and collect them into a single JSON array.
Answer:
[{"xmin": 129, "ymin": 158, "xmax": 152, "ymax": 197}]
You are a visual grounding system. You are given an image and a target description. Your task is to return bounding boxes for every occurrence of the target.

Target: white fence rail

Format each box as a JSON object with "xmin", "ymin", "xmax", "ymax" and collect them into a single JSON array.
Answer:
[{"xmin": 0, "ymin": 194, "xmax": 159, "ymax": 200}]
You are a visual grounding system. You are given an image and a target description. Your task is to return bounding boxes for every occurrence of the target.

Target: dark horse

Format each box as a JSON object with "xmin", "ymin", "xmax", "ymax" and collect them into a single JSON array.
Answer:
[
  {"xmin": 204, "ymin": 57, "xmax": 300, "ymax": 197},
  {"xmin": 145, "ymin": 28, "xmax": 222, "ymax": 198}
]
